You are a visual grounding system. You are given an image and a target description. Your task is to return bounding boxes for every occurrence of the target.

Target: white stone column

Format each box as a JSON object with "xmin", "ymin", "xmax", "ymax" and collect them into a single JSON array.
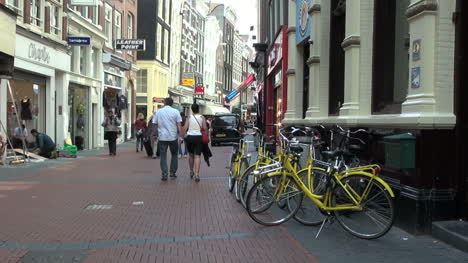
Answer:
[
  {"xmin": 284, "ymin": 0, "xmax": 298, "ymax": 121},
  {"xmin": 318, "ymin": 0, "xmax": 331, "ymax": 118},
  {"xmin": 305, "ymin": 1, "xmax": 323, "ymax": 118},
  {"xmin": 0, "ymin": 79, "xmax": 7, "ymax": 137},
  {"xmin": 73, "ymin": 46, "xmax": 80, "ymax": 74},
  {"xmin": 46, "ymin": 75, "xmax": 56, "ymax": 141},
  {"xmin": 339, "ymin": 0, "xmax": 361, "ymax": 116},
  {"xmin": 401, "ymin": 0, "xmax": 441, "ymax": 114},
  {"xmin": 55, "ymin": 72, "xmax": 69, "ymax": 148},
  {"xmin": 357, "ymin": 0, "xmax": 374, "ymax": 115},
  {"xmin": 97, "ymin": 49, "xmax": 104, "ymax": 147}
]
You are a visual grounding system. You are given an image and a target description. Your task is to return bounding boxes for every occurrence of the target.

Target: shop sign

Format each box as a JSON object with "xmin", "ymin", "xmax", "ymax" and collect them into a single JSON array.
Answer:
[
  {"xmin": 70, "ymin": 0, "xmax": 97, "ymax": 6},
  {"xmin": 115, "ymin": 39, "xmax": 146, "ymax": 51},
  {"xmin": 296, "ymin": 0, "xmax": 312, "ymax": 45},
  {"xmin": 28, "ymin": 43, "xmax": 50, "ymax": 64},
  {"xmin": 268, "ymin": 29, "xmax": 283, "ymax": 74},
  {"xmin": 181, "ymin": 72, "xmax": 195, "ymax": 87},
  {"xmin": 67, "ymin": 36, "xmax": 91, "ymax": 46},
  {"xmin": 412, "ymin": 39, "xmax": 421, "ymax": 61},
  {"xmin": 195, "ymin": 85, "xmax": 205, "ymax": 96},
  {"xmin": 16, "ymin": 35, "xmax": 70, "ymax": 71},
  {"xmin": 153, "ymin": 97, "xmax": 165, "ymax": 103},
  {"xmin": 411, "ymin": 67, "xmax": 420, "ymax": 89}
]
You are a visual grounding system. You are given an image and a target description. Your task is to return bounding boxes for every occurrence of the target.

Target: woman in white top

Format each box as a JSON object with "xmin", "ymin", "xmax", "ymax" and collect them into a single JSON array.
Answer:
[{"xmin": 182, "ymin": 103, "xmax": 207, "ymax": 182}]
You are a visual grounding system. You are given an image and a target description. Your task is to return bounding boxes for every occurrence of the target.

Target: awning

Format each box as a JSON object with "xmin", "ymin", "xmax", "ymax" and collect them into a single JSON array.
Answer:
[{"xmin": 200, "ymin": 104, "xmax": 230, "ymax": 115}]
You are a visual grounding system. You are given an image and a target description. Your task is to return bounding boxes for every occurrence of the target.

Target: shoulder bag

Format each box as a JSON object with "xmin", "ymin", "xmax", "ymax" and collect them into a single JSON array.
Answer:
[{"xmin": 193, "ymin": 115, "xmax": 210, "ymax": 144}]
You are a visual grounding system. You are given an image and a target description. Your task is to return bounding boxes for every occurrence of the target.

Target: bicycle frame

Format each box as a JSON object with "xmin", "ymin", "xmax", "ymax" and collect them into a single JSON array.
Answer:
[{"xmin": 267, "ymin": 153, "xmax": 394, "ymax": 212}]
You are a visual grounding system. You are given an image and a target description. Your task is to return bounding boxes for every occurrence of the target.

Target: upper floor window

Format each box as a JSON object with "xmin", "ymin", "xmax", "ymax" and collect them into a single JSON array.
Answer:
[
  {"xmin": 6, "ymin": 0, "xmax": 23, "ymax": 16},
  {"xmin": 137, "ymin": 70, "xmax": 148, "ymax": 93},
  {"xmin": 104, "ymin": 4, "xmax": 112, "ymax": 46},
  {"xmin": 127, "ymin": 13, "xmax": 134, "ymax": 39},
  {"xmin": 114, "ymin": 10, "xmax": 122, "ymax": 41},
  {"xmin": 50, "ymin": 4, "xmax": 61, "ymax": 35},
  {"xmin": 30, "ymin": 0, "xmax": 41, "ymax": 26}
]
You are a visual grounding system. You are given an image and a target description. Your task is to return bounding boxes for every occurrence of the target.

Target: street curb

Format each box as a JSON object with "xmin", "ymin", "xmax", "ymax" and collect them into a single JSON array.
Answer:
[{"xmin": 432, "ymin": 220, "xmax": 468, "ymax": 254}]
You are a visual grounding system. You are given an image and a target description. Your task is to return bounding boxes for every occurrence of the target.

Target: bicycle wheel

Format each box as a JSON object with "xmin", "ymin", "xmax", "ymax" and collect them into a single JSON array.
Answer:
[
  {"xmin": 246, "ymin": 174, "xmax": 303, "ymax": 226},
  {"xmin": 238, "ymin": 162, "xmax": 267, "ymax": 208},
  {"xmin": 228, "ymin": 153, "xmax": 237, "ymax": 192},
  {"xmin": 290, "ymin": 168, "xmax": 328, "ymax": 226},
  {"xmin": 332, "ymin": 174, "xmax": 395, "ymax": 239},
  {"xmin": 235, "ymin": 159, "xmax": 249, "ymax": 202}
]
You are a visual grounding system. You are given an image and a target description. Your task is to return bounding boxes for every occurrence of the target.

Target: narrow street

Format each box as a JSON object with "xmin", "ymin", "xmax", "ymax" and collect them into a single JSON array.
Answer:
[{"xmin": 0, "ymin": 144, "xmax": 467, "ymax": 263}]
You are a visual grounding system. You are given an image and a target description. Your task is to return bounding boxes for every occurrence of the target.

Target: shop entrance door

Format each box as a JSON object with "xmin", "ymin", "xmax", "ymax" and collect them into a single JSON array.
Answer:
[
  {"xmin": 91, "ymin": 103, "xmax": 97, "ymax": 149},
  {"xmin": 68, "ymin": 84, "xmax": 89, "ymax": 150}
]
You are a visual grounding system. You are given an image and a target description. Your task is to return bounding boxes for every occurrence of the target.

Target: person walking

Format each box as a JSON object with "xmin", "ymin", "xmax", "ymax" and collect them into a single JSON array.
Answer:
[
  {"xmin": 151, "ymin": 98, "xmax": 183, "ymax": 181},
  {"xmin": 182, "ymin": 103, "xmax": 207, "ymax": 182},
  {"xmin": 178, "ymin": 112, "xmax": 188, "ymax": 158},
  {"xmin": 102, "ymin": 110, "xmax": 121, "ymax": 156},
  {"xmin": 134, "ymin": 113, "xmax": 147, "ymax": 152}
]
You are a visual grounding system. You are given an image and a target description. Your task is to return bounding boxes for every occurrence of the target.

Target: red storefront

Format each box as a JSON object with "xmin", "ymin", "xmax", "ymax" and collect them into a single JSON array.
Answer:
[{"xmin": 265, "ymin": 26, "xmax": 288, "ymax": 136}]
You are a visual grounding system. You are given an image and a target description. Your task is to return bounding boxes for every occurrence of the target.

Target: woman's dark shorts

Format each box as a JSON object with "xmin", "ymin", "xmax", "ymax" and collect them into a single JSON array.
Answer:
[{"xmin": 185, "ymin": 135, "xmax": 202, "ymax": 155}]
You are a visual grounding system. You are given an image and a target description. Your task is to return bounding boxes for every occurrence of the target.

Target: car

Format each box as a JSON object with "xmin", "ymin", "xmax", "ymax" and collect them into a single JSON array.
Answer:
[{"xmin": 210, "ymin": 114, "xmax": 241, "ymax": 146}]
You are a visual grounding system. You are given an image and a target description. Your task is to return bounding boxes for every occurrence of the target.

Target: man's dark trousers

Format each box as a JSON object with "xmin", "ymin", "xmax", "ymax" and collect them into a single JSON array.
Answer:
[{"xmin": 158, "ymin": 140, "xmax": 178, "ymax": 178}]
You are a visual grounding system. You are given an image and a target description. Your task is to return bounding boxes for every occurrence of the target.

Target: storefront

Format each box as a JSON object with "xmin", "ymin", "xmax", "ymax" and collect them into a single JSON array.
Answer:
[
  {"xmin": 68, "ymin": 84, "xmax": 89, "ymax": 150},
  {"xmin": 102, "ymin": 54, "xmax": 132, "ymax": 143},
  {"xmin": 266, "ymin": 26, "xmax": 288, "ymax": 136},
  {"xmin": 5, "ymin": 33, "xmax": 70, "ymax": 146}
]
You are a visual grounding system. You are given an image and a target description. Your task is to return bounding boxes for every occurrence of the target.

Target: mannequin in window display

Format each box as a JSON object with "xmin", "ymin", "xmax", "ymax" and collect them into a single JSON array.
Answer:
[{"xmin": 21, "ymin": 97, "xmax": 32, "ymax": 120}]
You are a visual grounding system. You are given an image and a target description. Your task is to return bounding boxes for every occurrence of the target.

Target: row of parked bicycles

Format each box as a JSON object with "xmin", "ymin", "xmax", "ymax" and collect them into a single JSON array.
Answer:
[{"xmin": 226, "ymin": 124, "xmax": 395, "ymax": 240}]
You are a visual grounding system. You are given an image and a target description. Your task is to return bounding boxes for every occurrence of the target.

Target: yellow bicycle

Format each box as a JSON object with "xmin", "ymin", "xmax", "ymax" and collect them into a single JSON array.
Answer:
[{"xmin": 246, "ymin": 127, "xmax": 395, "ymax": 240}]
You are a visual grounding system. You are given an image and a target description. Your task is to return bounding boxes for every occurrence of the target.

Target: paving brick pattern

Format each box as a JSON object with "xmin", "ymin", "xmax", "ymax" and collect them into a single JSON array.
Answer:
[{"xmin": 0, "ymin": 146, "xmax": 318, "ymax": 262}]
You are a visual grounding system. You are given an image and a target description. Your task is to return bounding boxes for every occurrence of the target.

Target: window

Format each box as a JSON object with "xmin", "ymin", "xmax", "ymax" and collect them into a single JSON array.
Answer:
[
  {"xmin": 164, "ymin": 29, "xmax": 170, "ymax": 64},
  {"xmin": 105, "ymin": 4, "xmax": 112, "ymax": 46},
  {"xmin": 30, "ymin": 0, "xmax": 41, "ymax": 26},
  {"xmin": 50, "ymin": 5, "xmax": 61, "ymax": 35},
  {"xmin": 80, "ymin": 46, "xmax": 87, "ymax": 75},
  {"xmin": 91, "ymin": 6, "xmax": 98, "ymax": 24},
  {"xmin": 6, "ymin": 0, "xmax": 22, "ymax": 16},
  {"xmin": 372, "ymin": 0, "xmax": 410, "ymax": 114},
  {"xmin": 137, "ymin": 70, "xmax": 148, "ymax": 93},
  {"xmin": 115, "ymin": 11, "xmax": 121, "ymax": 41},
  {"xmin": 158, "ymin": 0, "xmax": 163, "ymax": 19},
  {"xmin": 156, "ymin": 23, "xmax": 162, "ymax": 60},
  {"xmin": 127, "ymin": 13, "xmax": 134, "ymax": 39}
]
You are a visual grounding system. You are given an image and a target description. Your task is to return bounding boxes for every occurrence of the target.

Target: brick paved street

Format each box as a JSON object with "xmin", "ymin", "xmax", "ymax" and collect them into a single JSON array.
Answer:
[{"xmin": 0, "ymin": 144, "xmax": 467, "ymax": 263}]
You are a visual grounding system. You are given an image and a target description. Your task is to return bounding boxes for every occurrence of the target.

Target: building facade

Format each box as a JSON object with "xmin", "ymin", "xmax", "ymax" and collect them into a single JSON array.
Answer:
[
  {"xmin": 137, "ymin": 0, "xmax": 171, "ymax": 119},
  {"xmin": 203, "ymin": 15, "xmax": 222, "ymax": 102},
  {"xmin": 256, "ymin": 0, "xmax": 467, "ymax": 233}
]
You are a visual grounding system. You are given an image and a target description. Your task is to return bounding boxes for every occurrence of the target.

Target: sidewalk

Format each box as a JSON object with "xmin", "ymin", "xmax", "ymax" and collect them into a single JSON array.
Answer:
[{"xmin": 0, "ymin": 145, "xmax": 466, "ymax": 262}]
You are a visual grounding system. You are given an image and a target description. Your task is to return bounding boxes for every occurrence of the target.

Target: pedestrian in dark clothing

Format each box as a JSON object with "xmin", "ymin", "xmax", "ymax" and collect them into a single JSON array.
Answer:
[
  {"xmin": 102, "ymin": 110, "xmax": 121, "ymax": 156},
  {"xmin": 135, "ymin": 113, "xmax": 147, "ymax": 152},
  {"xmin": 31, "ymin": 129, "xmax": 56, "ymax": 158}
]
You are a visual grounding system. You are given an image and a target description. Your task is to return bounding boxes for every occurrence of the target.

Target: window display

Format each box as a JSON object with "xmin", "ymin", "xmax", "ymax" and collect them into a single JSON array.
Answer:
[
  {"xmin": 69, "ymin": 84, "xmax": 89, "ymax": 150},
  {"xmin": 6, "ymin": 76, "xmax": 45, "ymax": 148}
]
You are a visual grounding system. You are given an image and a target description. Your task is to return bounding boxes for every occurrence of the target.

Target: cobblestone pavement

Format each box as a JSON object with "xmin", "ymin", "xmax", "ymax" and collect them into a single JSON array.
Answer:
[{"xmin": 0, "ymin": 144, "xmax": 467, "ymax": 262}]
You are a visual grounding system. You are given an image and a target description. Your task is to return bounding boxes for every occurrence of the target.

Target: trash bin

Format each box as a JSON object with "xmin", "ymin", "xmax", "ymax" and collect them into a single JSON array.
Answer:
[{"xmin": 383, "ymin": 133, "xmax": 416, "ymax": 169}]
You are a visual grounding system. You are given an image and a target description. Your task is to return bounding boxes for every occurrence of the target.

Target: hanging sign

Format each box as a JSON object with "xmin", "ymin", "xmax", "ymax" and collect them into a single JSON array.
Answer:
[
  {"xmin": 195, "ymin": 85, "xmax": 205, "ymax": 96},
  {"xmin": 296, "ymin": 0, "xmax": 312, "ymax": 45},
  {"xmin": 411, "ymin": 67, "xmax": 421, "ymax": 89},
  {"xmin": 115, "ymin": 39, "xmax": 146, "ymax": 51},
  {"xmin": 412, "ymin": 39, "xmax": 421, "ymax": 61},
  {"xmin": 67, "ymin": 36, "xmax": 91, "ymax": 46}
]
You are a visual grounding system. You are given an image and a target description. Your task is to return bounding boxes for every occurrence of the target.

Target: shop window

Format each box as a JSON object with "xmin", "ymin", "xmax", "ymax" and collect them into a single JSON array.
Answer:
[
  {"xmin": 68, "ymin": 85, "xmax": 89, "ymax": 150},
  {"xmin": 137, "ymin": 70, "xmax": 147, "ymax": 93},
  {"xmin": 104, "ymin": 4, "xmax": 112, "ymax": 46},
  {"xmin": 328, "ymin": 0, "xmax": 346, "ymax": 116},
  {"xmin": 30, "ymin": 0, "xmax": 41, "ymax": 26},
  {"xmin": 372, "ymin": 0, "xmax": 410, "ymax": 114},
  {"xmin": 6, "ymin": 0, "xmax": 23, "ymax": 17}
]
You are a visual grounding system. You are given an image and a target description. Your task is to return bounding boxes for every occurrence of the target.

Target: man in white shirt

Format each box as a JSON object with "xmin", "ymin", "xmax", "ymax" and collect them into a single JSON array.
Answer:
[
  {"xmin": 152, "ymin": 98, "xmax": 183, "ymax": 181},
  {"xmin": 13, "ymin": 124, "xmax": 29, "ymax": 148}
]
